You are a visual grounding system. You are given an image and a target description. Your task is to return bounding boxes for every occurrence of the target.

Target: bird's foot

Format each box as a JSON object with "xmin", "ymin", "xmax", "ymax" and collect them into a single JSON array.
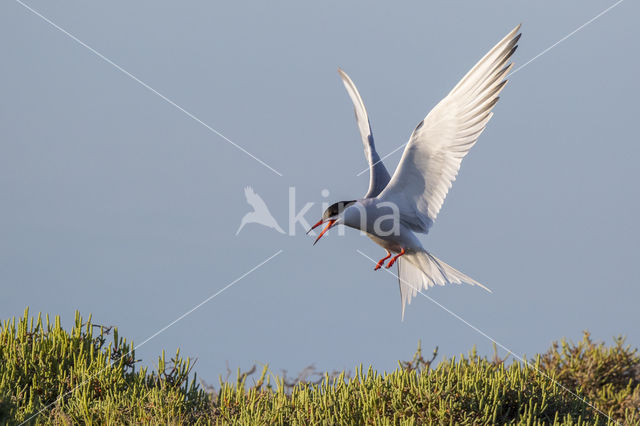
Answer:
[
  {"xmin": 374, "ymin": 251, "xmax": 392, "ymax": 270},
  {"xmin": 386, "ymin": 248, "xmax": 406, "ymax": 268}
]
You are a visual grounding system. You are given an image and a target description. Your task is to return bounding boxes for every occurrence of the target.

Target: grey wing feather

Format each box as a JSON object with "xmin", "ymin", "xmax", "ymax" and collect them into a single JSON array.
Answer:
[{"xmin": 338, "ymin": 68, "xmax": 391, "ymax": 198}]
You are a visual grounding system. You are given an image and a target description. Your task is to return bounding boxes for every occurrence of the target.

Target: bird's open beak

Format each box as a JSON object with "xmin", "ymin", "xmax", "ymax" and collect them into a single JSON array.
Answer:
[
  {"xmin": 306, "ymin": 219, "xmax": 324, "ymax": 235},
  {"xmin": 310, "ymin": 219, "xmax": 337, "ymax": 245}
]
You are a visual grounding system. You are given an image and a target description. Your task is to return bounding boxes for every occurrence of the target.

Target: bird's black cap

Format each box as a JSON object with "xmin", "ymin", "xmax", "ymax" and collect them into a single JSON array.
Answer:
[{"xmin": 322, "ymin": 200, "xmax": 357, "ymax": 220}]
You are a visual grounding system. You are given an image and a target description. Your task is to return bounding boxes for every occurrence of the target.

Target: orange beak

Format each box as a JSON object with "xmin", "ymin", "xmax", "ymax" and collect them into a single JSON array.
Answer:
[
  {"xmin": 312, "ymin": 219, "xmax": 337, "ymax": 245},
  {"xmin": 307, "ymin": 219, "xmax": 324, "ymax": 235}
]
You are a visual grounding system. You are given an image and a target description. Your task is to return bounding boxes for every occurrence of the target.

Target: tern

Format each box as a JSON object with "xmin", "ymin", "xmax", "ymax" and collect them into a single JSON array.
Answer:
[{"xmin": 309, "ymin": 25, "xmax": 521, "ymax": 319}]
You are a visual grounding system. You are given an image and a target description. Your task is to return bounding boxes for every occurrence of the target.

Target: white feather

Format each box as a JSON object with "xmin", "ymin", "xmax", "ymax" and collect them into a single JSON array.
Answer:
[
  {"xmin": 397, "ymin": 251, "xmax": 491, "ymax": 320},
  {"xmin": 378, "ymin": 25, "xmax": 521, "ymax": 233},
  {"xmin": 338, "ymin": 68, "xmax": 391, "ymax": 198}
]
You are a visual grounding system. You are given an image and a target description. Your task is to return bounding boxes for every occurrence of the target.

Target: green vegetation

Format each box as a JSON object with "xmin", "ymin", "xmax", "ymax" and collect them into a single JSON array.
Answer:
[{"xmin": 1, "ymin": 309, "xmax": 638, "ymax": 424}]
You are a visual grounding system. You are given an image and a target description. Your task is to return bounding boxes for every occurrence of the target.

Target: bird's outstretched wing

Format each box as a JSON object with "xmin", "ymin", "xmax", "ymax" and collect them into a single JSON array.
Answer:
[
  {"xmin": 338, "ymin": 68, "xmax": 391, "ymax": 198},
  {"xmin": 379, "ymin": 25, "xmax": 521, "ymax": 233}
]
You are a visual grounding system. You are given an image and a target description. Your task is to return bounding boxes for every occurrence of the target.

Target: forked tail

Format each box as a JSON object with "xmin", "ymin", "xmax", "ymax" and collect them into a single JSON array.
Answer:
[{"xmin": 397, "ymin": 250, "xmax": 491, "ymax": 320}]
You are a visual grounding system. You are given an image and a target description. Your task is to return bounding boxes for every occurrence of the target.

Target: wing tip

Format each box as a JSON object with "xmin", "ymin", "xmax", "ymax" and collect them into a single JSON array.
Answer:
[
  {"xmin": 512, "ymin": 23, "xmax": 522, "ymax": 35},
  {"xmin": 513, "ymin": 32, "xmax": 522, "ymax": 45},
  {"xmin": 337, "ymin": 67, "xmax": 349, "ymax": 81},
  {"xmin": 476, "ymin": 282, "xmax": 493, "ymax": 293},
  {"xmin": 469, "ymin": 275, "xmax": 492, "ymax": 293}
]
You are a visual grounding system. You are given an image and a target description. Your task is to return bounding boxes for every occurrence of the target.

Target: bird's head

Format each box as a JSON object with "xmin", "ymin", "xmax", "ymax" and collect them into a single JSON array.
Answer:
[{"xmin": 307, "ymin": 200, "xmax": 357, "ymax": 245}]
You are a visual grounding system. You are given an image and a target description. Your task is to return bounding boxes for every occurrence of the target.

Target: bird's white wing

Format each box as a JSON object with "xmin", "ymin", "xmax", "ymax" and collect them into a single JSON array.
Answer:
[
  {"xmin": 378, "ymin": 25, "xmax": 521, "ymax": 233},
  {"xmin": 338, "ymin": 68, "xmax": 391, "ymax": 198}
]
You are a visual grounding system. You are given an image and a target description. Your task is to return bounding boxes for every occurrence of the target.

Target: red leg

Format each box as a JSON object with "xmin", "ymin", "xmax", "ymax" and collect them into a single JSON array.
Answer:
[
  {"xmin": 386, "ymin": 248, "xmax": 406, "ymax": 268},
  {"xmin": 374, "ymin": 250, "xmax": 392, "ymax": 270}
]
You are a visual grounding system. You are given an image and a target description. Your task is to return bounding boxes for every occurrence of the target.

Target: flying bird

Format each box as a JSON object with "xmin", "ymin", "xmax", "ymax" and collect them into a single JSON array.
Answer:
[
  {"xmin": 309, "ymin": 25, "xmax": 521, "ymax": 319},
  {"xmin": 236, "ymin": 186, "xmax": 285, "ymax": 235}
]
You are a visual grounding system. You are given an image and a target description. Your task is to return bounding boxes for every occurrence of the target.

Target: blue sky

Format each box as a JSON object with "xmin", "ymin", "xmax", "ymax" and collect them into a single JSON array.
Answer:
[{"xmin": 1, "ymin": 0, "xmax": 638, "ymax": 381}]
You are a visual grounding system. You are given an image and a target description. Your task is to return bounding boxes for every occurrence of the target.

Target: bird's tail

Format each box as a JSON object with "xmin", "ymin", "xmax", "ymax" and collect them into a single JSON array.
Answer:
[{"xmin": 397, "ymin": 250, "xmax": 491, "ymax": 320}]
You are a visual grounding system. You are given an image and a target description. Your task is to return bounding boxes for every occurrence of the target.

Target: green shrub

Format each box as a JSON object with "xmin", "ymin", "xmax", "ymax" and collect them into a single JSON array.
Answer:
[
  {"xmin": 1, "ymin": 309, "xmax": 638, "ymax": 424},
  {"xmin": 538, "ymin": 332, "xmax": 640, "ymax": 422},
  {"xmin": 0, "ymin": 308, "xmax": 209, "ymax": 424}
]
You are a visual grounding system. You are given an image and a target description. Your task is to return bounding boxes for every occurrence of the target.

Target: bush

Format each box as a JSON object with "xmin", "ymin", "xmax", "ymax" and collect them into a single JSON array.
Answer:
[
  {"xmin": 0, "ymin": 308, "xmax": 209, "ymax": 424},
  {"xmin": 538, "ymin": 332, "xmax": 640, "ymax": 422},
  {"xmin": 1, "ymin": 309, "xmax": 638, "ymax": 424}
]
